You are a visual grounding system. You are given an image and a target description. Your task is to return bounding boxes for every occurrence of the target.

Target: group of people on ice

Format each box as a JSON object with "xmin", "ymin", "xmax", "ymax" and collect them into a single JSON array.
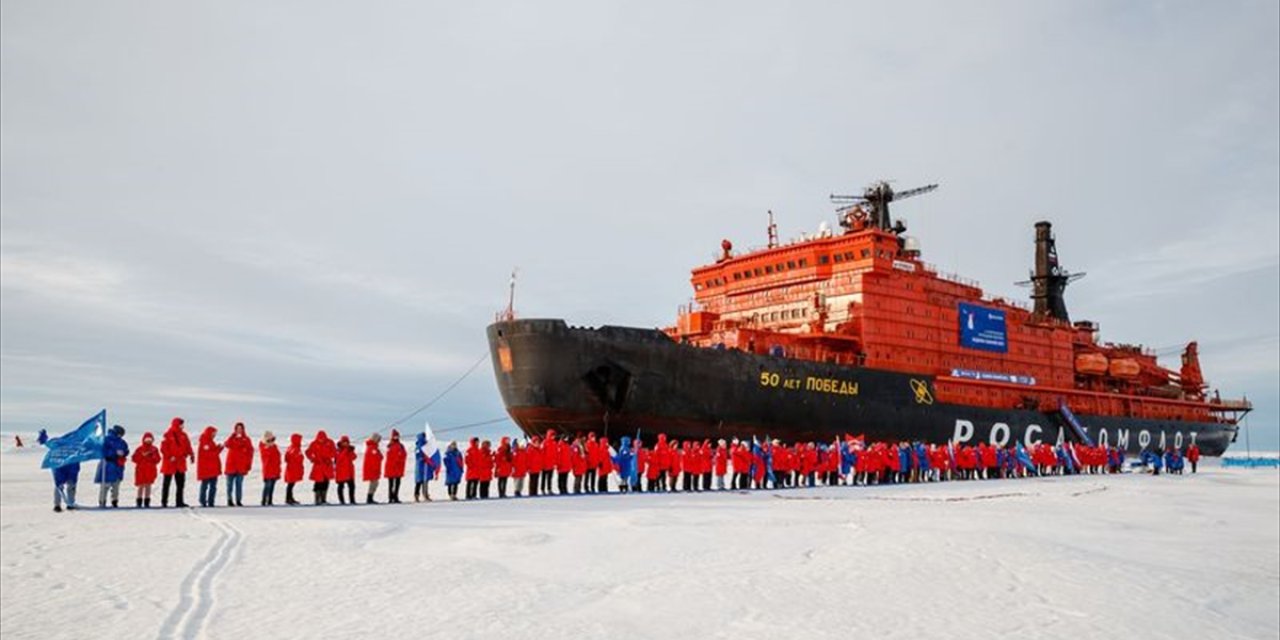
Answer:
[{"xmin": 40, "ymin": 417, "xmax": 1202, "ymax": 512}]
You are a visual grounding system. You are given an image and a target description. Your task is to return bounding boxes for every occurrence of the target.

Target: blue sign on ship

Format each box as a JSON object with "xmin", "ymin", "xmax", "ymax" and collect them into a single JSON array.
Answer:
[{"xmin": 958, "ymin": 302, "xmax": 1007, "ymax": 353}]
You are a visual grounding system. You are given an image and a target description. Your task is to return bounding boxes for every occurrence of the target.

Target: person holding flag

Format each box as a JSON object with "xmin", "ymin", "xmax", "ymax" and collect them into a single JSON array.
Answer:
[
  {"xmin": 415, "ymin": 422, "xmax": 442, "ymax": 502},
  {"xmin": 43, "ymin": 410, "xmax": 108, "ymax": 512}
]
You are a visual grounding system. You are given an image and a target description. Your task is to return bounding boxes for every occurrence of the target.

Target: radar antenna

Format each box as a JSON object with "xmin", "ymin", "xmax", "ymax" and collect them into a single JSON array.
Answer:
[{"xmin": 830, "ymin": 181, "xmax": 937, "ymax": 233}]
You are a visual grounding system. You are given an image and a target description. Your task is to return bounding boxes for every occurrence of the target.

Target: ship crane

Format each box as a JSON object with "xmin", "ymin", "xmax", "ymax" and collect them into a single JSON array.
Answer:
[{"xmin": 830, "ymin": 181, "xmax": 938, "ymax": 233}]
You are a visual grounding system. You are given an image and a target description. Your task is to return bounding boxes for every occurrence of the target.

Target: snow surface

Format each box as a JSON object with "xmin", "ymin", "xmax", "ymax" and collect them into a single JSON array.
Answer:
[{"xmin": 2, "ymin": 445, "xmax": 1277, "ymax": 640}]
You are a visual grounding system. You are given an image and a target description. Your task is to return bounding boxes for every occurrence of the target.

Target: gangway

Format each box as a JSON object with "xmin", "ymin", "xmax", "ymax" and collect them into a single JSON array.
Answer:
[{"xmin": 1057, "ymin": 398, "xmax": 1095, "ymax": 447}]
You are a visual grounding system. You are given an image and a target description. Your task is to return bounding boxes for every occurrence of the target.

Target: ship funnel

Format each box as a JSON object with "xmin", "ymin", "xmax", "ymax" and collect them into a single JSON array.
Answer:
[{"xmin": 1028, "ymin": 221, "xmax": 1084, "ymax": 322}]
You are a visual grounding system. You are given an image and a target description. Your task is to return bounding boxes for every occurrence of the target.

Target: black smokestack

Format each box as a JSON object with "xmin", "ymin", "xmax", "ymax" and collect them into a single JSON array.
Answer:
[{"xmin": 1031, "ymin": 221, "xmax": 1072, "ymax": 322}]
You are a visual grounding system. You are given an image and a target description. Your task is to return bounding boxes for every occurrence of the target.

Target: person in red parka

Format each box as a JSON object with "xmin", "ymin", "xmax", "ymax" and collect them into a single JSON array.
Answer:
[
  {"xmin": 306, "ymin": 431, "xmax": 336, "ymax": 505},
  {"xmin": 524, "ymin": 436, "xmax": 542, "ymax": 497},
  {"xmin": 495, "ymin": 437, "xmax": 514, "ymax": 498},
  {"xmin": 160, "ymin": 417, "xmax": 194, "ymax": 508},
  {"xmin": 512, "ymin": 440, "xmax": 528, "ymax": 497},
  {"xmin": 259, "ymin": 431, "xmax": 281, "ymax": 506},
  {"xmin": 580, "ymin": 434, "xmax": 598, "ymax": 495},
  {"xmin": 284, "ymin": 433, "xmax": 305, "ymax": 505},
  {"xmin": 384, "ymin": 430, "xmax": 407, "ymax": 504},
  {"xmin": 1187, "ymin": 443, "xmax": 1201, "ymax": 473},
  {"xmin": 713, "ymin": 439, "xmax": 729, "ymax": 490},
  {"xmin": 131, "ymin": 432, "xmax": 161, "ymax": 508},
  {"xmin": 570, "ymin": 440, "xmax": 587, "ymax": 494},
  {"xmin": 476, "ymin": 439, "xmax": 495, "ymax": 499},
  {"xmin": 334, "ymin": 435, "xmax": 357, "ymax": 505},
  {"xmin": 541, "ymin": 431, "xmax": 558, "ymax": 495},
  {"xmin": 464, "ymin": 437, "xmax": 481, "ymax": 500},
  {"xmin": 222, "ymin": 422, "xmax": 254, "ymax": 508},
  {"xmin": 362, "ymin": 433, "xmax": 383, "ymax": 504},
  {"xmin": 555, "ymin": 436, "xmax": 574, "ymax": 495},
  {"xmin": 196, "ymin": 426, "xmax": 224, "ymax": 508},
  {"xmin": 731, "ymin": 442, "xmax": 750, "ymax": 490},
  {"xmin": 598, "ymin": 437, "xmax": 615, "ymax": 494}
]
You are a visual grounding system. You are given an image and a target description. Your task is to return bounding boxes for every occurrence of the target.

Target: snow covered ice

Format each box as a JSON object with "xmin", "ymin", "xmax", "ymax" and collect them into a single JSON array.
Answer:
[{"xmin": 2, "ymin": 444, "xmax": 1277, "ymax": 640}]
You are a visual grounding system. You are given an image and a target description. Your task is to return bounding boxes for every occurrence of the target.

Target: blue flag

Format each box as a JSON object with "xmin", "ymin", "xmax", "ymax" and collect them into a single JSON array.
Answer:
[
  {"xmin": 41, "ymin": 410, "xmax": 107, "ymax": 470},
  {"xmin": 1015, "ymin": 441, "xmax": 1035, "ymax": 470}
]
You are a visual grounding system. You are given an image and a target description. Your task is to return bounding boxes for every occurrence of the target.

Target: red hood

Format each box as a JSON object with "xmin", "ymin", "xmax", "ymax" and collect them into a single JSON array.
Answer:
[
  {"xmin": 315, "ymin": 430, "xmax": 329, "ymax": 442},
  {"xmin": 200, "ymin": 426, "xmax": 217, "ymax": 442},
  {"xmin": 233, "ymin": 422, "xmax": 247, "ymax": 436},
  {"xmin": 142, "ymin": 432, "xmax": 155, "ymax": 444},
  {"xmin": 290, "ymin": 433, "xmax": 303, "ymax": 447},
  {"xmin": 168, "ymin": 417, "xmax": 185, "ymax": 434}
]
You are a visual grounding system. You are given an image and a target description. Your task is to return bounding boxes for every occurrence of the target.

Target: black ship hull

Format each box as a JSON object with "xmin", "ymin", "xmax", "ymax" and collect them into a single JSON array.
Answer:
[{"xmin": 487, "ymin": 319, "xmax": 1236, "ymax": 456}]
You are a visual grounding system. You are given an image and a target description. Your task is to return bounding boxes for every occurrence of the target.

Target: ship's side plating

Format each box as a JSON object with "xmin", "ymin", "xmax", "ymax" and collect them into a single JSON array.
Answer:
[{"xmin": 488, "ymin": 319, "xmax": 1236, "ymax": 455}]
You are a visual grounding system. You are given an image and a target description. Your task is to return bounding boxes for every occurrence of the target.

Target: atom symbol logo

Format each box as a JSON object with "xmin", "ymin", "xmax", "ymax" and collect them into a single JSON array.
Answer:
[{"xmin": 910, "ymin": 379, "xmax": 934, "ymax": 405}]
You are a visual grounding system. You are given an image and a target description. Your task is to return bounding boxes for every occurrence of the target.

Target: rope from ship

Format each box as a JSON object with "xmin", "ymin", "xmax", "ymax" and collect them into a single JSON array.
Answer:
[
  {"xmin": 433, "ymin": 416, "xmax": 512, "ymax": 434},
  {"xmin": 383, "ymin": 352, "xmax": 490, "ymax": 430}
]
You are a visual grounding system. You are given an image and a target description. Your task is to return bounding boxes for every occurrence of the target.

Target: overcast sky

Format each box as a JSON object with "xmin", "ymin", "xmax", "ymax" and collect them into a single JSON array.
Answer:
[{"xmin": 3, "ymin": 1, "xmax": 1277, "ymax": 448}]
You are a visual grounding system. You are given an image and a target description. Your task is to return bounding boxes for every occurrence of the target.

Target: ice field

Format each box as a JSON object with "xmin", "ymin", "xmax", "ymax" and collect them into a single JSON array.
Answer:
[{"xmin": 2, "ymin": 444, "xmax": 1277, "ymax": 640}]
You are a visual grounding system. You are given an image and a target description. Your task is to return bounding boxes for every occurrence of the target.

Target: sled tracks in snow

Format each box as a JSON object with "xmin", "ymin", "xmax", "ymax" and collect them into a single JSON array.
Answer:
[{"xmin": 157, "ymin": 510, "xmax": 243, "ymax": 640}]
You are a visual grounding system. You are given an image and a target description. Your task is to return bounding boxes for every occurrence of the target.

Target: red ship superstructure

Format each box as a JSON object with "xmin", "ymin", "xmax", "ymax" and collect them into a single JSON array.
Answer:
[{"xmin": 668, "ymin": 182, "xmax": 1250, "ymax": 428}]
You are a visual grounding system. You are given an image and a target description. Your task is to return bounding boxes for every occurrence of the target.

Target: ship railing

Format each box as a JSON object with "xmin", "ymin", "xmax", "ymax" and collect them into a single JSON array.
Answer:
[{"xmin": 921, "ymin": 262, "xmax": 981, "ymax": 289}]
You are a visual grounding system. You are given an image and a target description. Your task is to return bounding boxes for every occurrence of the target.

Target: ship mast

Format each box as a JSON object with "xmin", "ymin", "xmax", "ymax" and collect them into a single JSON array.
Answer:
[
  {"xmin": 767, "ymin": 210, "xmax": 778, "ymax": 249},
  {"xmin": 501, "ymin": 268, "xmax": 518, "ymax": 321},
  {"xmin": 831, "ymin": 181, "xmax": 938, "ymax": 233}
]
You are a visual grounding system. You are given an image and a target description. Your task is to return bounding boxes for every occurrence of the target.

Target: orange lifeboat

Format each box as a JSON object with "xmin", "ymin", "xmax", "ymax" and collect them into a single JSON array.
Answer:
[
  {"xmin": 1109, "ymin": 358, "xmax": 1141, "ymax": 378},
  {"xmin": 1075, "ymin": 353, "xmax": 1108, "ymax": 375}
]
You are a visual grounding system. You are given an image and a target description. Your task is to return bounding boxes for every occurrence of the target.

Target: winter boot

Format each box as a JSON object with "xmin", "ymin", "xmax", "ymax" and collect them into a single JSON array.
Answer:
[
  {"xmin": 112, "ymin": 499, "xmax": 118, "ymax": 508},
  {"xmin": 137, "ymin": 497, "xmax": 143, "ymax": 508},
  {"xmin": 144, "ymin": 498, "xmax": 151, "ymax": 508}
]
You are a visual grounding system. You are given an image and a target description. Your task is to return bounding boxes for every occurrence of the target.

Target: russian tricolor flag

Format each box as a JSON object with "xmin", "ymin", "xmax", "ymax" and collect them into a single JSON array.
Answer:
[{"xmin": 421, "ymin": 421, "xmax": 442, "ymax": 479}]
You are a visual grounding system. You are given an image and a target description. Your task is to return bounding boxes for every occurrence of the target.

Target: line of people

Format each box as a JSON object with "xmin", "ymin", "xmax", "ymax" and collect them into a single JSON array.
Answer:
[{"xmin": 42, "ymin": 417, "xmax": 1204, "ymax": 512}]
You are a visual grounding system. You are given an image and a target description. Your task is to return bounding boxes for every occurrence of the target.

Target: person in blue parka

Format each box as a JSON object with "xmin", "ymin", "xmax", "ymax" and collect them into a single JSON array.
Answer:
[
  {"xmin": 95, "ymin": 425, "xmax": 130, "ymax": 508},
  {"xmin": 37, "ymin": 428, "xmax": 49, "ymax": 446},
  {"xmin": 1143, "ymin": 448, "xmax": 1163, "ymax": 475},
  {"xmin": 442, "ymin": 441, "xmax": 464, "ymax": 501},
  {"xmin": 613, "ymin": 436, "xmax": 635, "ymax": 493},
  {"xmin": 916, "ymin": 442, "xmax": 931, "ymax": 482},
  {"xmin": 52, "ymin": 461, "xmax": 80, "ymax": 512},
  {"xmin": 839, "ymin": 444, "xmax": 854, "ymax": 485}
]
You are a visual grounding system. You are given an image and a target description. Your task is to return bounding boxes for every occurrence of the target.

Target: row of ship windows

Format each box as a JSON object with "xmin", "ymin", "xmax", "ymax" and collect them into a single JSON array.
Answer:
[
  {"xmin": 700, "ymin": 248, "xmax": 880, "ymax": 289},
  {"xmin": 757, "ymin": 308, "xmax": 809, "ymax": 322}
]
